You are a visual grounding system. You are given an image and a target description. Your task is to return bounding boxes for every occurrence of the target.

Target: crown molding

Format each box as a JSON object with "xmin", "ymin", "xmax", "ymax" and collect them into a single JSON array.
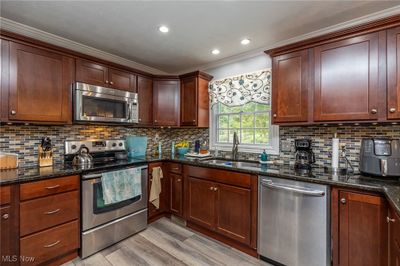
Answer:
[
  {"xmin": 0, "ymin": 17, "xmax": 169, "ymax": 75},
  {"xmin": 178, "ymin": 5, "xmax": 400, "ymax": 74}
]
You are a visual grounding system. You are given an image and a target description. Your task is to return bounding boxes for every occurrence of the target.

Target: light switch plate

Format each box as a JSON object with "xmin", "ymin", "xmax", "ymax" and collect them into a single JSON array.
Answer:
[{"xmin": 281, "ymin": 140, "xmax": 292, "ymax": 152}]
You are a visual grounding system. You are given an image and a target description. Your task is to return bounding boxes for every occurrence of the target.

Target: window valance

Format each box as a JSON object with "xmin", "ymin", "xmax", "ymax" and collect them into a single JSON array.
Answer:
[{"xmin": 208, "ymin": 69, "xmax": 271, "ymax": 107}]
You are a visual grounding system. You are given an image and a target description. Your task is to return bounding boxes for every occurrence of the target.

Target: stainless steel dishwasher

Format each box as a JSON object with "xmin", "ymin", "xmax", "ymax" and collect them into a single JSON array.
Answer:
[{"xmin": 258, "ymin": 176, "xmax": 330, "ymax": 266}]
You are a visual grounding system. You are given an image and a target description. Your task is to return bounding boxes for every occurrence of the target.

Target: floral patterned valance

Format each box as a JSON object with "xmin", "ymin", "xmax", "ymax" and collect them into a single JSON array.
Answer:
[{"xmin": 208, "ymin": 69, "xmax": 271, "ymax": 107}]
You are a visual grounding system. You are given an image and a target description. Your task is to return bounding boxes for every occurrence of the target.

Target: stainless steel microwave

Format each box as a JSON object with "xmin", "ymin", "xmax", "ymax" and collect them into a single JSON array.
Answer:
[{"xmin": 74, "ymin": 82, "xmax": 138, "ymax": 124}]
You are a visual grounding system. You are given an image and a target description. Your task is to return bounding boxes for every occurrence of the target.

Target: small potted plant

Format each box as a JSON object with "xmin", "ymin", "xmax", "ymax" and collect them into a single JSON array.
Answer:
[{"xmin": 175, "ymin": 141, "xmax": 189, "ymax": 156}]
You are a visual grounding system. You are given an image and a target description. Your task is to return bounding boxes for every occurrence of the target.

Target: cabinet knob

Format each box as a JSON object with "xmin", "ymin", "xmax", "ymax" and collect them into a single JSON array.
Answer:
[
  {"xmin": 193, "ymin": 120, "xmax": 196, "ymax": 122},
  {"xmin": 371, "ymin": 109, "xmax": 377, "ymax": 114},
  {"xmin": 389, "ymin": 108, "xmax": 396, "ymax": 113},
  {"xmin": 273, "ymin": 114, "xmax": 277, "ymax": 118},
  {"xmin": 2, "ymin": 213, "xmax": 9, "ymax": 220},
  {"xmin": 109, "ymin": 81, "xmax": 114, "ymax": 85},
  {"xmin": 213, "ymin": 187, "xmax": 218, "ymax": 191},
  {"xmin": 177, "ymin": 179, "xmax": 181, "ymax": 182},
  {"xmin": 154, "ymin": 120, "xmax": 158, "ymax": 123},
  {"xmin": 210, "ymin": 187, "xmax": 214, "ymax": 191},
  {"xmin": 387, "ymin": 216, "xmax": 396, "ymax": 223},
  {"xmin": 105, "ymin": 80, "xmax": 109, "ymax": 84},
  {"xmin": 340, "ymin": 198, "xmax": 346, "ymax": 204},
  {"xmin": 10, "ymin": 110, "xmax": 16, "ymax": 115},
  {"xmin": 138, "ymin": 118, "xmax": 142, "ymax": 122}
]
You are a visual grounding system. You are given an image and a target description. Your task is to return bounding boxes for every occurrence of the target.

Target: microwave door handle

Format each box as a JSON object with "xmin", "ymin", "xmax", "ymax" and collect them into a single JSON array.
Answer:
[
  {"xmin": 380, "ymin": 158, "xmax": 388, "ymax": 176},
  {"xmin": 127, "ymin": 103, "xmax": 131, "ymax": 121}
]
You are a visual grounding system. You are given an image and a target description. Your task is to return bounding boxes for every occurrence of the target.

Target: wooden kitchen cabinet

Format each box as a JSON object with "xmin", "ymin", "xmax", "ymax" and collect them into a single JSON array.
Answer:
[
  {"xmin": 313, "ymin": 33, "xmax": 380, "ymax": 122},
  {"xmin": 184, "ymin": 165, "xmax": 256, "ymax": 253},
  {"xmin": 76, "ymin": 58, "xmax": 137, "ymax": 92},
  {"xmin": 8, "ymin": 42, "xmax": 74, "ymax": 123},
  {"xmin": 148, "ymin": 163, "xmax": 170, "ymax": 223},
  {"xmin": 388, "ymin": 206, "xmax": 400, "ymax": 266},
  {"xmin": 179, "ymin": 71, "xmax": 213, "ymax": 127},
  {"xmin": 271, "ymin": 49, "xmax": 310, "ymax": 123},
  {"xmin": 331, "ymin": 188, "xmax": 388, "ymax": 266},
  {"xmin": 153, "ymin": 79, "xmax": 180, "ymax": 126},
  {"xmin": 168, "ymin": 163, "xmax": 183, "ymax": 217},
  {"xmin": 137, "ymin": 75, "xmax": 153, "ymax": 126},
  {"xmin": 0, "ymin": 185, "xmax": 17, "ymax": 266},
  {"xmin": 387, "ymin": 26, "xmax": 400, "ymax": 120}
]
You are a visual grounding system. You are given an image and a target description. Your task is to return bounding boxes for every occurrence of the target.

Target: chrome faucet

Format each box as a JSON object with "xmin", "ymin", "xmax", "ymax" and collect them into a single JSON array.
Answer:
[{"xmin": 232, "ymin": 131, "xmax": 239, "ymax": 160}]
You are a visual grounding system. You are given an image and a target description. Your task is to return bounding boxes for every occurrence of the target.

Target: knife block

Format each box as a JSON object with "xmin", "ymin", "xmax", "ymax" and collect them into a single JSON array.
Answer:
[{"xmin": 38, "ymin": 145, "xmax": 53, "ymax": 167}]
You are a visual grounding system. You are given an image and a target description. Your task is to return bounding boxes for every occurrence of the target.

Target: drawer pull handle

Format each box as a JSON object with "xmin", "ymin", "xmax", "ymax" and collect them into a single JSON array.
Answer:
[
  {"xmin": 44, "ymin": 209, "xmax": 61, "ymax": 215},
  {"xmin": 43, "ymin": 240, "xmax": 60, "ymax": 248},
  {"xmin": 45, "ymin": 185, "xmax": 60, "ymax": 190},
  {"xmin": 172, "ymin": 168, "xmax": 179, "ymax": 170},
  {"xmin": 2, "ymin": 213, "xmax": 9, "ymax": 220}
]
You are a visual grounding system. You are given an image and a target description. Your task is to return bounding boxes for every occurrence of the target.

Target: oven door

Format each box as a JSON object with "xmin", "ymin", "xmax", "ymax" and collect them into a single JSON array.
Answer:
[
  {"xmin": 81, "ymin": 165, "xmax": 148, "ymax": 231},
  {"xmin": 74, "ymin": 82, "xmax": 137, "ymax": 123}
]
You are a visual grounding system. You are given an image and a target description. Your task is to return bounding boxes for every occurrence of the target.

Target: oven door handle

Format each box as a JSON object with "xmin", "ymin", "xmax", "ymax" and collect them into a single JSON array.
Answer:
[{"xmin": 82, "ymin": 174, "xmax": 103, "ymax": 180}]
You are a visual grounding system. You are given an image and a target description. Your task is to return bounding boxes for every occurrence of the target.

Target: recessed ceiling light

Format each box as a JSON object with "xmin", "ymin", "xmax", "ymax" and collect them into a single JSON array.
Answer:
[
  {"xmin": 241, "ymin": 38, "xmax": 251, "ymax": 45},
  {"xmin": 211, "ymin": 49, "xmax": 220, "ymax": 55},
  {"xmin": 158, "ymin": 25, "xmax": 169, "ymax": 33}
]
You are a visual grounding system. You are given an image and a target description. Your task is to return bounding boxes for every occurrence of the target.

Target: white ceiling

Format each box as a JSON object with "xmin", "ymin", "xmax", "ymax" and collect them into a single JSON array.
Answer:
[{"xmin": 1, "ymin": 1, "xmax": 399, "ymax": 74}]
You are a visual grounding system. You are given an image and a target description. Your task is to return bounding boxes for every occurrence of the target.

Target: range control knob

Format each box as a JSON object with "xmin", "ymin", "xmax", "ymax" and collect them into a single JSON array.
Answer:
[
  {"xmin": 119, "ymin": 143, "xmax": 123, "ymax": 147},
  {"xmin": 112, "ymin": 143, "xmax": 117, "ymax": 147},
  {"xmin": 71, "ymin": 145, "xmax": 77, "ymax": 150}
]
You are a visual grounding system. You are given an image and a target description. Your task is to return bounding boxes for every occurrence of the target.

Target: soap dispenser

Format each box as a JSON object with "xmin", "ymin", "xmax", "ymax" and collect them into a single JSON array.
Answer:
[{"xmin": 260, "ymin": 149, "xmax": 268, "ymax": 164}]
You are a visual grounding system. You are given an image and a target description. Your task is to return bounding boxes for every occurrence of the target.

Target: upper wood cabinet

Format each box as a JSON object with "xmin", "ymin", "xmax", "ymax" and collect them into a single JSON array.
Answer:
[
  {"xmin": 314, "ymin": 33, "xmax": 380, "ymax": 122},
  {"xmin": 332, "ymin": 188, "xmax": 388, "ymax": 266},
  {"xmin": 8, "ymin": 42, "xmax": 74, "ymax": 123},
  {"xmin": 137, "ymin": 75, "xmax": 153, "ymax": 126},
  {"xmin": 387, "ymin": 26, "xmax": 400, "ymax": 120},
  {"xmin": 153, "ymin": 79, "xmax": 180, "ymax": 126},
  {"xmin": 272, "ymin": 50, "xmax": 309, "ymax": 123},
  {"xmin": 179, "ymin": 71, "xmax": 213, "ymax": 127},
  {"xmin": 76, "ymin": 59, "xmax": 137, "ymax": 92}
]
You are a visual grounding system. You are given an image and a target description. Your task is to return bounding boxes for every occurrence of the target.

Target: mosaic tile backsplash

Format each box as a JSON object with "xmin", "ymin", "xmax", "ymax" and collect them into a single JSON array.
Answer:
[{"xmin": 1, "ymin": 124, "xmax": 400, "ymax": 171}]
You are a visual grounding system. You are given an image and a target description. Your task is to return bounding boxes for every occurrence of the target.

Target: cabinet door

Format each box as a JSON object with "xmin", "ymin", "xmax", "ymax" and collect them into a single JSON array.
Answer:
[
  {"xmin": 388, "ymin": 26, "xmax": 400, "ymax": 120},
  {"xmin": 180, "ymin": 77, "xmax": 197, "ymax": 126},
  {"xmin": 389, "ymin": 207, "xmax": 400, "ymax": 266},
  {"xmin": 187, "ymin": 177, "xmax": 216, "ymax": 229},
  {"xmin": 169, "ymin": 173, "xmax": 183, "ymax": 216},
  {"xmin": 215, "ymin": 183, "xmax": 251, "ymax": 245},
  {"xmin": 109, "ymin": 68, "xmax": 137, "ymax": 92},
  {"xmin": 314, "ymin": 33, "xmax": 380, "ymax": 121},
  {"xmin": 9, "ymin": 42, "xmax": 73, "ymax": 123},
  {"xmin": 137, "ymin": 76, "xmax": 153, "ymax": 126},
  {"xmin": 272, "ymin": 50, "xmax": 309, "ymax": 123},
  {"xmin": 153, "ymin": 80, "xmax": 180, "ymax": 126},
  {"xmin": 76, "ymin": 58, "xmax": 108, "ymax": 86},
  {"xmin": 337, "ymin": 191, "xmax": 387, "ymax": 266},
  {"xmin": 1, "ymin": 206, "xmax": 12, "ymax": 263},
  {"xmin": 148, "ymin": 163, "xmax": 169, "ymax": 221}
]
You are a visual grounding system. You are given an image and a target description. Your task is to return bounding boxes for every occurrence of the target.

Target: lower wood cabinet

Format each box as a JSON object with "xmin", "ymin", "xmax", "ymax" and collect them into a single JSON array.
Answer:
[
  {"xmin": 0, "ymin": 185, "xmax": 17, "ymax": 266},
  {"xmin": 389, "ymin": 205, "xmax": 400, "ymax": 266},
  {"xmin": 184, "ymin": 165, "xmax": 256, "ymax": 252},
  {"xmin": 148, "ymin": 162, "xmax": 170, "ymax": 222},
  {"xmin": 332, "ymin": 188, "xmax": 388, "ymax": 266},
  {"xmin": 169, "ymin": 172, "xmax": 183, "ymax": 217}
]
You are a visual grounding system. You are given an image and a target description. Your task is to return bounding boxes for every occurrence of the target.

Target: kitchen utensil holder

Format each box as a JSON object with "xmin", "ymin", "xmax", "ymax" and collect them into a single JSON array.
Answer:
[{"xmin": 38, "ymin": 145, "xmax": 53, "ymax": 167}]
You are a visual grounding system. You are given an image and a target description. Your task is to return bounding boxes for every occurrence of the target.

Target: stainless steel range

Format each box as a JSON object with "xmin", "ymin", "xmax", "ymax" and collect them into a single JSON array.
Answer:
[{"xmin": 65, "ymin": 140, "xmax": 148, "ymax": 258}]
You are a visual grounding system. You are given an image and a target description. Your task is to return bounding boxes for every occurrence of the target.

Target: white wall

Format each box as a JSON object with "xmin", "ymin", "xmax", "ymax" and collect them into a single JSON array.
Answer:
[{"xmin": 203, "ymin": 53, "xmax": 271, "ymax": 80}]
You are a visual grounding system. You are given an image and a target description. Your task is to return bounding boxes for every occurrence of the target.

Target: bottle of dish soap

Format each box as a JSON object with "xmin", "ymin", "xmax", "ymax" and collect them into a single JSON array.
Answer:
[{"xmin": 260, "ymin": 149, "xmax": 268, "ymax": 163}]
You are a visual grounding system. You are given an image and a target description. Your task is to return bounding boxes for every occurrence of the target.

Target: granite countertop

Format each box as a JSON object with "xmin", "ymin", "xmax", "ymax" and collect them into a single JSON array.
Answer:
[{"xmin": 1, "ymin": 154, "xmax": 399, "ymax": 214}]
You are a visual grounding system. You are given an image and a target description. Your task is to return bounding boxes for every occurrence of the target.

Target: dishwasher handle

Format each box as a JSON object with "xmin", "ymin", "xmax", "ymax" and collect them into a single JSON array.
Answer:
[{"xmin": 261, "ymin": 180, "xmax": 325, "ymax": 197}]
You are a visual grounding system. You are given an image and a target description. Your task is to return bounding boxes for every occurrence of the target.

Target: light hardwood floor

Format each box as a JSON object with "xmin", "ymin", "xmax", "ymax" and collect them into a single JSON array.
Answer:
[{"xmin": 63, "ymin": 218, "xmax": 272, "ymax": 266}]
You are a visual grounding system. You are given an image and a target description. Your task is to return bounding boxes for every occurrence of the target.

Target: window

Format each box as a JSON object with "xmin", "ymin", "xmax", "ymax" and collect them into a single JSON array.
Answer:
[{"xmin": 210, "ymin": 102, "xmax": 279, "ymax": 154}]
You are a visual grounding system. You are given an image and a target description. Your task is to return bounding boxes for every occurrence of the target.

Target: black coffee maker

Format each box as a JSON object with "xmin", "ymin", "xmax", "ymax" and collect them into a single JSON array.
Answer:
[{"xmin": 294, "ymin": 139, "xmax": 315, "ymax": 170}]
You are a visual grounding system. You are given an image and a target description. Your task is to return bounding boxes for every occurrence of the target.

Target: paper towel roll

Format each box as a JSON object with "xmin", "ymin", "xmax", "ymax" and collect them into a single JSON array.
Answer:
[{"xmin": 332, "ymin": 137, "xmax": 339, "ymax": 169}]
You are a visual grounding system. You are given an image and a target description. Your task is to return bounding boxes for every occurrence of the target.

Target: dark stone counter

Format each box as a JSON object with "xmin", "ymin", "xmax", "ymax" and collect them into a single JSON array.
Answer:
[{"xmin": 1, "ymin": 154, "xmax": 399, "ymax": 214}]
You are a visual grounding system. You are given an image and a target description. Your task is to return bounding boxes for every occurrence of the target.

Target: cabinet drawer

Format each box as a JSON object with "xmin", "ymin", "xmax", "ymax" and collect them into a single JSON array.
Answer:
[
  {"xmin": 20, "ymin": 191, "xmax": 79, "ymax": 236},
  {"xmin": 0, "ymin": 185, "xmax": 11, "ymax": 205},
  {"xmin": 169, "ymin": 163, "xmax": 182, "ymax": 174},
  {"xmin": 185, "ymin": 166, "xmax": 251, "ymax": 188},
  {"xmin": 20, "ymin": 175, "xmax": 79, "ymax": 201},
  {"xmin": 20, "ymin": 220, "xmax": 79, "ymax": 266}
]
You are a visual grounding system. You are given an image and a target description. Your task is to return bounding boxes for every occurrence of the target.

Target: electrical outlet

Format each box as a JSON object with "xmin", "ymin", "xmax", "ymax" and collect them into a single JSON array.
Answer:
[{"xmin": 281, "ymin": 140, "xmax": 292, "ymax": 152}]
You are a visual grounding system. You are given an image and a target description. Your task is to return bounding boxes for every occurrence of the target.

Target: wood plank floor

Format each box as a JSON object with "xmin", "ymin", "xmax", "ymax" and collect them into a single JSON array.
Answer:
[{"xmin": 63, "ymin": 218, "xmax": 272, "ymax": 266}]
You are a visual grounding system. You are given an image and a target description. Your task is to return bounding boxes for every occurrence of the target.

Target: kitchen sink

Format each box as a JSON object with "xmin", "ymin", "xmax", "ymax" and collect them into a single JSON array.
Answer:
[{"xmin": 202, "ymin": 158, "xmax": 262, "ymax": 169}]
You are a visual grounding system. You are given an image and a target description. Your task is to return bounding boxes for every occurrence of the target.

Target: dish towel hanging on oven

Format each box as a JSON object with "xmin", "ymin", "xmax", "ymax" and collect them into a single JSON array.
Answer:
[
  {"xmin": 101, "ymin": 167, "xmax": 142, "ymax": 205},
  {"xmin": 149, "ymin": 166, "xmax": 163, "ymax": 209}
]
